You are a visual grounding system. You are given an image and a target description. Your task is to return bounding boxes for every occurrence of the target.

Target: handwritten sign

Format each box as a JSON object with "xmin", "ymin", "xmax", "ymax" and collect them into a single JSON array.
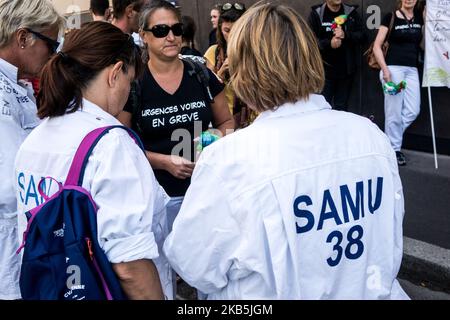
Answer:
[{"xmin": 423, "ymin": 0, "xmax": 450, "ymax": 87}]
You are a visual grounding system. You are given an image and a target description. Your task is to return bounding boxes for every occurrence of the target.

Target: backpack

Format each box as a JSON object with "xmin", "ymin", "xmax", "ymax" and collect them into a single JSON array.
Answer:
[
  {"xmin": 182, "ymin": 56, "xmax": 214, "ymax": 104},
  {"xmin": 17, "ymin": 125, "xmax": 144, "ymax": 300}
]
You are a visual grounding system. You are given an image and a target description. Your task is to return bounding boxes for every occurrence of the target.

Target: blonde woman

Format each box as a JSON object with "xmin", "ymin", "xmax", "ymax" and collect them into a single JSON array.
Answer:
[
  {"xmin": 373, "ymin": 0, "xmax": 424, "ymax": 166},
  {"xmin": 0, "ymin": 0, "xmax": 64, "ymax": 299},
  {"xmin": 165, "ymin": 2, "xmax": 408, "ymax": 299}
]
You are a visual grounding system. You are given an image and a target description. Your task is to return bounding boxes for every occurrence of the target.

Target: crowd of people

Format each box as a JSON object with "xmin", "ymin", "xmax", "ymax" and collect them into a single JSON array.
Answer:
[{"xmin": 0, "ymin": 0, "xmax": 426, "ymax": 300}]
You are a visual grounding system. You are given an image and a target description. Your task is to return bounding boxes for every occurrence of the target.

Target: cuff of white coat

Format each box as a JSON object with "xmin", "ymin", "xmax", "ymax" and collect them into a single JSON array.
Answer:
[{"xmin": 102, "ymin": 232, "xmax": 159, "ymax": 264}]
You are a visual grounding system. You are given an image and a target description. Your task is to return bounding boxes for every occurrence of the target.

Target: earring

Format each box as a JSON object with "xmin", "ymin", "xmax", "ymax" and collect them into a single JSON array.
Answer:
[{"xmin": 21, "ymin": 46, "xmax": 25, "ymax": 49}]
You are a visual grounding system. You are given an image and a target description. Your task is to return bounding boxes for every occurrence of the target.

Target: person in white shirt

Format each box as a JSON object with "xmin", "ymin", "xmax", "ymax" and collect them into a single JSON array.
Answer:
[
  {"xmin": 0, "ymin": 0, "xmax": 64, "ymax": 300},
  {"xmin": 164, "ymin": 2, "xmax": 409, "ymax": 300},
  {"xmin": 15, "ymin": 22, "xmax": 166, "ymax": 300}
]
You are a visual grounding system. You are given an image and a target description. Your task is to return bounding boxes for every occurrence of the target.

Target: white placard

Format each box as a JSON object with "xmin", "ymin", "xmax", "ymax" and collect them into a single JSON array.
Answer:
[{"xmin": 423, "ymin": 0, "xmax": 450, "ymax": 87}]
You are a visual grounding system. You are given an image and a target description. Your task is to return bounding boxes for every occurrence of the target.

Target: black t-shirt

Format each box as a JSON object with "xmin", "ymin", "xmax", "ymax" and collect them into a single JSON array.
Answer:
[
  {"xmin": 125, "ymin": 60, "xmax": 224, "ymax": 196},
  {"xmin": 180, "ymin": 46, "xmax": 202, "ymax": 57},
  {"xmin": 209, "ymin": 28, "xmax": 217, "ymax": 47},
  {"xmin": 382, "ymin": 11, "xmax": 424, "ymax": 67},
  {"xmin": 320, "ymin": 5, "xmax": 347, "ymax": 78}
]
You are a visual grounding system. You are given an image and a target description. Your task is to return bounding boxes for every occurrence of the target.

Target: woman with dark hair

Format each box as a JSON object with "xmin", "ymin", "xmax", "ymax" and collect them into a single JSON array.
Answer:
[
  {"xmin": 0, "ymin": 0, "xmax": 63, "ymax": 300},
  {"xmin": 373, "ymin": 0, "xmax": 425, "ymax": 166},
  {"xmin": 180, "ymin": 15, "xmax": 202, "ymax": 57},
  {"xmin": 15, "ymin": 21, "xmax": 165, "ymax": 300},
  {"xmin": 205, "ymin": 3, "xmax": 246, "ymax": 98},
  {"xmin": 204, "ymin": 3, "xmax": 256, "ymax": 127}
]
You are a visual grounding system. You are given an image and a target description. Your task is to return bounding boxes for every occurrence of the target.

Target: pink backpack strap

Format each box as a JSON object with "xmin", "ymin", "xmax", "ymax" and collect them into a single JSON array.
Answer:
[{"xmin": 64, "ymin": 125, "xmax": 143, "ymax": 187}]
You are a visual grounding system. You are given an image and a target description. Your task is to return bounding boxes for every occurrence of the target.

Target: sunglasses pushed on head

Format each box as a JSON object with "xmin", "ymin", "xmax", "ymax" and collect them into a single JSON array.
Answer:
[{"xmin": 221, "ymin": 2, "xmax": 245, "ymax": 13}]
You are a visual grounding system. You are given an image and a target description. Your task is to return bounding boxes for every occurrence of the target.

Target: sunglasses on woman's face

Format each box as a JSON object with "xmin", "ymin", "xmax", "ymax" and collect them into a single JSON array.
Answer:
[
  {"xmin": 26, "ymin": 28, "xmax": 60, "ymax": 54},
  {"xmin": 143, "ymin": 23, "xmax": 184, "ymax": 38},
  {"xmin": 222, "ymin": 2, "xmax": 244, "ymax": 11}
]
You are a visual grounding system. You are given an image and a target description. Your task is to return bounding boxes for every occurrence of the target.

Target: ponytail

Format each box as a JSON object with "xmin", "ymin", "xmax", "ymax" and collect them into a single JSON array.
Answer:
[
  {"xmin": 37, "ymin": 52, "xmax": 95, "ymax": 118},
  {"xmin": 36, "ymin": 22, "xmax": 143, "ymax": 119}
]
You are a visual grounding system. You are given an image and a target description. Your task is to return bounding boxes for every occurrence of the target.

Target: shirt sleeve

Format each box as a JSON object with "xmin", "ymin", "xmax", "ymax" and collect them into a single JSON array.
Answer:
[
  {"xmin": 307, "ymin": 9, "xmax": 333, "ymax": 50},
  {"xmin": 417, "ymin": 11, "xmax": 424, "ymax": 26},
  {"xmin": 381, "ymin": 12, "xmax": 393, "ymax": 28},
  {"xmin": 345, "ymin": 10, "xmax": 366, "ymax": 44},
  {"xmin": 204, "ymin": 45, "xmax": 217, "ymax": 67},
  {"xmin": 0, "ymin": 110, "xmax": 21, "ymax": 218},
  {"xmin": 163, "ymin": 161, "xmax": 240, "ymax": 294},
  {"xmin": 387, "ymin": 141, "xmax": 405, "ymax": 277},
  {"xmin": 87, "ymin": 129, "xmax": 162, "ymax": 263}
]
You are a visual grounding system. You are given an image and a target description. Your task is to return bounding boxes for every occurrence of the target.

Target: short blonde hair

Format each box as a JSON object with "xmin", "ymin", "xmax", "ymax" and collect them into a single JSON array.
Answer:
[
  {"xmin": 227, "ymin": 2, "xmax": 324, "ymax": 112},
  {"xmin": 0, "ymin": 0, "xmax": 65, "ymax": 48}
]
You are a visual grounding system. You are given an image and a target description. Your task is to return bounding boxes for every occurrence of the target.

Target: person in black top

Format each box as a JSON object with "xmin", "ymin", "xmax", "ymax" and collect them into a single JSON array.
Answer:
[
  {"xmin": 373, "ymin": 0, "xmax": 424, "ymax": 166},
  {"xmin": 118, "ymin": 0, "xmax": 233, "ymax": 232},
  {"xmin": 180, "ymin": 15, "xmax": 202, "ymax": 57},
  {"xmin": 308, "ymin": 0, "xmax": 365, "ymax": 111}
]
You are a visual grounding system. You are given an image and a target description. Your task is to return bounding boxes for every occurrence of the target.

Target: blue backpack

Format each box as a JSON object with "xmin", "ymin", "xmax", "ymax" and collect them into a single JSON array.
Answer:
[{"xmin": 17, "ymin": 125, "xmax": 144, "ymax": 300}]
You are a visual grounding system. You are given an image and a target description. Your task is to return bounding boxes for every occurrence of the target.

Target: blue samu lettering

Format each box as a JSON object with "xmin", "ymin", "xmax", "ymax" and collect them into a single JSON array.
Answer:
[
  {"xmin": 294, "ymin": 178, "xmax": 383, "ymax": 234},
  {"xmin": 17, "ymin": 173, "xmax": 54, "ymax": 207}
]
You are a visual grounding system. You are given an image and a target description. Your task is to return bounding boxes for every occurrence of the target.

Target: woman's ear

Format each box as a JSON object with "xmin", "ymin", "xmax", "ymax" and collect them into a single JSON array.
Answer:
[
  {"xmin": 16, "ymin": 29, "xmax": 28, "ymax": 49},
  {"xmin": 108, "ymin": 61, "xmax": 124, "ymax": 87}
]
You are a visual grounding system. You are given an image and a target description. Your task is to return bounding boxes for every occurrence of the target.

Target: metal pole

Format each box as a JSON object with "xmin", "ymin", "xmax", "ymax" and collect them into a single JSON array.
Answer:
[
  {"xmin": 424, "ymin": 12, "xmax": 439, "ymax": 169},
  {"xmin": 427, "ymin": 83, "xmax": 439, "ymax": 169}
]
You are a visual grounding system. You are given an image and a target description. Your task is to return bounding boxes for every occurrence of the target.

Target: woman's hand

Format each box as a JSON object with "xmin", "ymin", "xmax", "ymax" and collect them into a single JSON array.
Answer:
[
  {"xmin": 382, "ymin": 67, "xmax": 392, "ymax": 83},
  {"xmin": 217, "ymin": 58, "xmax": 229, "ymax": 81},
  {"xmin": 165, "ymin": 155, "xmax": 195, "ymax": 179}
]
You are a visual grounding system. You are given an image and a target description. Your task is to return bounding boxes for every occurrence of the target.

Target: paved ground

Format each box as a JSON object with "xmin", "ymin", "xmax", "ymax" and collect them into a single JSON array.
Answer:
[
  {"xmin": 399, "ymin": 150, "xmax": 450, "ymax": 249},
  {"xmin": 399, "ymin": 279, "xmax": 450, "ymax": 300},
  {"xmin": 177, "ymin": 278, "xmax": 450, "ymax": 300}
]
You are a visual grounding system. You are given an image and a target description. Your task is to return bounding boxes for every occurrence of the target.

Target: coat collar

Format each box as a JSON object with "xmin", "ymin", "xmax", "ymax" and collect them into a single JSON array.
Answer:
[
  {"xmin": 255, "ymin": 94, "xmax": 332, "ymax": 122},
  {"xmin": 78, "ymin": 98, "xmax": 120, "ymax": 124},
  {"xmin": 0, "ymin": 58, "xmax": 19, "ymax": 84}
]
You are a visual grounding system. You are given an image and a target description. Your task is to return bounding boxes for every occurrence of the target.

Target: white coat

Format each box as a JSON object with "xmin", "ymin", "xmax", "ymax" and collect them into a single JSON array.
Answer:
[
  {"xmin": 164, "ymin": 94, "xmax": 409, "ymax": 300},
  {"xmin": 0, "ymin": 58, "xmax": 40, "ymax": 299},
  {"xmin": 15, "ymin": 99, "xmax": 173, "ymax": 299}
]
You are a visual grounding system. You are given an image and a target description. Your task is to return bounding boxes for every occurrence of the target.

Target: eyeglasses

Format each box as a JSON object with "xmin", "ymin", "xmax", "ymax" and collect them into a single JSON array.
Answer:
[
  {"xmin": 143, "ymin": 23, "xmax": 183, "ymax": 38},
  {"xmin": 25, "ymin": 29, "xmax": 60, "ymax": 54},
  {"xmin": 222, "ymin": 3, "xmax": 244, "ymax": 11}
]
